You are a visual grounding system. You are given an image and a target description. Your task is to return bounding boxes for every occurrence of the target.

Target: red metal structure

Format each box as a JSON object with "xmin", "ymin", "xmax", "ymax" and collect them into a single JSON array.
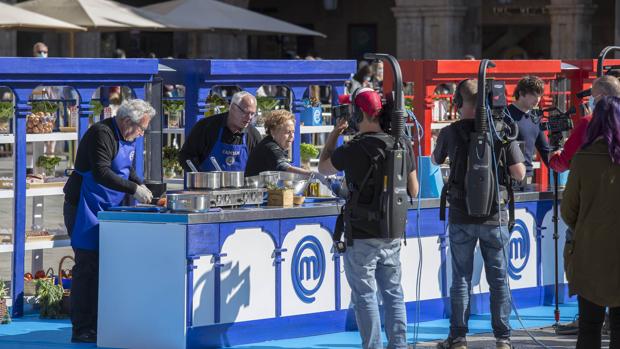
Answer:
[
  {"xmin": 385, "ymin": 60, "xmax": 564, "ymax": 189},
  {"xmin": 563, "ymin": 59, "xmax": 620, "ymax": 120}
]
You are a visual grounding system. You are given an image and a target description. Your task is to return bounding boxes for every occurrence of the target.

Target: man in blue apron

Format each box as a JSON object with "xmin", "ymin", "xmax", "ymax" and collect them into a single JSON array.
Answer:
[
  {"xmin": 63, "ymin": 99, "xmax": 156, "ymax": 343},
  {"xmin": 179, "ymin": 91, "xmax": 262, "ymax": 172}
]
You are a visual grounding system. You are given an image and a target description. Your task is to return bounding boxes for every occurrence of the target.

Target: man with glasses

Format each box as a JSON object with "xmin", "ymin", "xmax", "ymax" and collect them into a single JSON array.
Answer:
[
  {"xmin": 63, "ymin": 99, "xmax": 156, "ymax": 343},
  {"xmin": 180, "ymin": 91, "xmax": 261, "ymax": 172}
]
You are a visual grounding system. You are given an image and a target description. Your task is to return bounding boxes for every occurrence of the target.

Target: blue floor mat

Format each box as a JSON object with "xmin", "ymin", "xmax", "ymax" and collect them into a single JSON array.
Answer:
[{"xmin": 0, "ymin": 303, "xmax": 579, "ymax": 349}]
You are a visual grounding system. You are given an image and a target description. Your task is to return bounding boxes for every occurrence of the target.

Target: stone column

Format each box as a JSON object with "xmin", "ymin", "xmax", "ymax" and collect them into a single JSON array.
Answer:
[
  {"xmin": 547, "ymin": 0, "xmax": 596, "ymax": 59},
  {"xmin": 392, "ymin": 0, "xmax": 474, "ymax": 59},
  {"xmin": 0, "ymin": 0, "xmax": 17, "ymax": 57}
]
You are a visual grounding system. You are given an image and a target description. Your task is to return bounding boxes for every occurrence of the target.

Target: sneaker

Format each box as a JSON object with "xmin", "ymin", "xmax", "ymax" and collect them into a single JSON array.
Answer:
[
  {"xmin": 556, "ymin": 317, "xmax": 579, "ymax": 335},
  {"xmin": 496, "ymin": 338, "xmax": 512, "ymax": 349},
  {"xmin": 437, "ymin": 337, "xmax": 467, "ymax": 349},
  {"xmin": 71, "ymin": 331, "xmax": 96, "ymax": 343}
]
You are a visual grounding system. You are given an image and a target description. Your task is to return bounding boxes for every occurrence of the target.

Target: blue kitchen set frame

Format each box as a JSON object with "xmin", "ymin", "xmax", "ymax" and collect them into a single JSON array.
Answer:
[
  {"xmin": 97, "ymin": 191, "xmax": 571, "ymax": 349},
  {"xmin": 0, "ymin": 57, "xmax": 159, "ymax": 317},
  {"xmin": 157, "ymin": 59, "xmax": 356, "ymax": 166}
]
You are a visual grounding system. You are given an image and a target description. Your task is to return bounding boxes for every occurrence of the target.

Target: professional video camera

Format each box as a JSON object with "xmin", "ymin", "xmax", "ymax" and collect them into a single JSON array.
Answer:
[
  {"xmin": 483, "ymin": 79, "xmax": 519, "ymax": 143},
  {"xmin": 332, "ymin": 93, "xmax": 393, "ymax": 135},
  {"xmin": 536, "ymin": 106, "xmax": 575, "ymax": 150}
]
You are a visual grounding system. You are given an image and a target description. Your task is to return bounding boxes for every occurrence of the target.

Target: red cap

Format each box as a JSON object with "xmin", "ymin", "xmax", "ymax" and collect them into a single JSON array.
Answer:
[
  {"xmin": 338, "ymin": 94, "xmax": 351, "ymax": 105},
  {"xmin": 354, "ymin": 88, "xmax": 382, "ymax": 117}
]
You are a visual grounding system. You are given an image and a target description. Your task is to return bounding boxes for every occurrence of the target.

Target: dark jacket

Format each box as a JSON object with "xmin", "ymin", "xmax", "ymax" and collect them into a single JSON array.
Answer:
[{"xmin": 561, "ymin": 139, "xmax": 620, "ymax": 307}]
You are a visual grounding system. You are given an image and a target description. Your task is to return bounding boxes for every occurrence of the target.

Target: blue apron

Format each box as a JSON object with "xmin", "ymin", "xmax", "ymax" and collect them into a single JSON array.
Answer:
[
  {"xmin": 200, "ymin": 127, "xmax": 249, "ymax": 171},
  {"xmin": 71, "ymin": 119, "xmax": 136, "ymax": 251}
]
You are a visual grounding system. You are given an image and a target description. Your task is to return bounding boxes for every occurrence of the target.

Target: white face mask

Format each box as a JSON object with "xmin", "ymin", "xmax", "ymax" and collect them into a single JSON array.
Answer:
[{"xmin": 37, "ymin": 52, "xmax": 48, "ymax": 58}]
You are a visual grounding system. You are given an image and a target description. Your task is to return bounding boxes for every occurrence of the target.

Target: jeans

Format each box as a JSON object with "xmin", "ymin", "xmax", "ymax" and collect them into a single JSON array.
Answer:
[
  {"xmin": 344, "ymin": 238, "xmax": 407, "ymax": 349},
  {"xmin": 448, "ymin": 223, "xmax": 511, "ymax": 340},
  {"xmin": 577, "ymin": 296, "xmax": 620, "ymax": 349}
]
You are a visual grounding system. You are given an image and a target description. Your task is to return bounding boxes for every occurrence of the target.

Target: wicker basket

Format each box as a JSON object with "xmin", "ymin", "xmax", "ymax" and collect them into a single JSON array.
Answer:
[
  {"xmin": 0, "ymin": 298, "xmax": 8, "ymax": 324},
  {"xmin": 59, "ymin": 256, "xmax": 74, "ymax": 315}
]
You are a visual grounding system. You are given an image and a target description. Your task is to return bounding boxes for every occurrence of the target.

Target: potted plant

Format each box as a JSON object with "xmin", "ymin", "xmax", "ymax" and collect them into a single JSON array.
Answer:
[
  {"xmin": 0, "ymin": 102, "xmax": 13, "ymax": 134},
  {"xmin": 255, "ymin": 96, "xmax": 280, "ymax": 126},
  {"xmin": 0, "ymin": 280, "xmax": 10, "ymax": 324},
  {"xmin": 162, "ymin": 146, "xmax": 182, "ymax": 178},
  {"xmin": 300, "ymin": 143, "xmax": 319, "ymax": 169},
  {"xmin": 205, "ymin": 94, "xmax": 229, "ymax": 117},
  {"xmin": 163, "ymin": 100, "xmax": 185, "ymax": 128},
  {"xmin": 36, "ymin": 155, "xmax": 62, "ymax": 177},
  {"xmin": 35, "ymin": 278, "xmax": 66, "ymax": 319}
]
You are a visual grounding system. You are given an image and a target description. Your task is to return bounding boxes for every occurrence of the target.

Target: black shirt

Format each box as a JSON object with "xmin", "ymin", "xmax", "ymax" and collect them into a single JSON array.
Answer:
[
  {"xmin": 433, "ymin": 119, "xmax": 524, "ymax": 225},
  {"xmin": 331, "ymin": 132, "xmax": 416, "ymax": 239},
  {"xmin": 179, "ymin": 112, "xmax": 262, "ymax": 171},
  {"xmin": 63, "ymin": 118, "xmax": 142, "ymax": 207},
  {"xmin": 506, "ymin": 104, "xmax": 552, "ymax": 176},
  {"xmin": 244, "ymin": 135, "xmax": 291, "ymax": 177}
]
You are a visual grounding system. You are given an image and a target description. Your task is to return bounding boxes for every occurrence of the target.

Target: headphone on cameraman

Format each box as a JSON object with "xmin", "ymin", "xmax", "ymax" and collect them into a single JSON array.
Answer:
[
  {"xmin": 453, "ymin": 79, "xmax": 468, "ymax": 109},
  {"xmin": 350, "ymin": 87, "xmax": 365, "ymax": 123}
]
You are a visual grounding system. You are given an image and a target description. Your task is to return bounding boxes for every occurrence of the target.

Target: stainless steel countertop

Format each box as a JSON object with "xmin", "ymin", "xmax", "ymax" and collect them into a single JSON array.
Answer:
[{"xmin": 98, "ymin": 189, "xmax": 560, "ymax": 225}]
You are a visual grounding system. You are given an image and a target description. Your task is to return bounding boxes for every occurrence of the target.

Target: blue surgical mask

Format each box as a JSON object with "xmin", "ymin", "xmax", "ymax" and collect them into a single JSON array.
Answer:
[{"xmin": 588, "ymin": 97, "xmax": 596, "ymax": 112}]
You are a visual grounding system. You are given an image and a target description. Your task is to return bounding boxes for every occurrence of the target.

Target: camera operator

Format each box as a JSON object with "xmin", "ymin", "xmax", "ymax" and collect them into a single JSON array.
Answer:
[
  {"xmin": 549, "ymin": 75, "xmax": 620, "ymax": 336},
  {"xmin": 432, "ymin": 79, "xmax": 526, "ymax": 349},
  {"xmin": 507, "ymin": 75, "xmax": 552, "ymax": 185},
  {"xmin": 318, "ymin": 88, "xmax": 418, "ymax": 349},
  {"xmin": 550, "ymin": 75, "xmax": 620, "ymax": 172}
]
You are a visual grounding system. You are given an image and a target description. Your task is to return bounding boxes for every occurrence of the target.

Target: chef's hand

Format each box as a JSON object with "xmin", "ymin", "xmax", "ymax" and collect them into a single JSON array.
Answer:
[
  {"xmin": 311, "ymin": 171, "xmax": 327, "ymax": 183},
  {"xmin": 133, "ymin": 184, "xmax": 153, "ymax": 204}
]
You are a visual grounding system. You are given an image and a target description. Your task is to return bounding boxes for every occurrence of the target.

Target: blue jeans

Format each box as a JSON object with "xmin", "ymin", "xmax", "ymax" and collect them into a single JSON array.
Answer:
[
  {"xmin": 344, "ymin": 238, "xmax": 408, "ymax": 349},
  {"xmin": 448, "ymin": 223, "xmax": 511, "ymax": 340}
]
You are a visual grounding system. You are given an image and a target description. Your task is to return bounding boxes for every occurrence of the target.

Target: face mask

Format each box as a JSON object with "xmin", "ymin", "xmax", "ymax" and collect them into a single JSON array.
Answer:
[
  {"xmin": 37, "ymin": 52, "xmax": 48, "ymax": 58},
  {"xmin": 588, "ymin": 97, "xmax": 596, "ymax": 112}
]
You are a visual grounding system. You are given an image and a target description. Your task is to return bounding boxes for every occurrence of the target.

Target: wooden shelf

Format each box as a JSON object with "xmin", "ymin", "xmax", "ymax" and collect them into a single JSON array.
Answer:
[
  {"xmin": 0, "ymin": 186, "xmax": 65, "ymax": 199},
  {"xmin": 0, "ymin": 132, "xmax": 78, "ymax": 144}
]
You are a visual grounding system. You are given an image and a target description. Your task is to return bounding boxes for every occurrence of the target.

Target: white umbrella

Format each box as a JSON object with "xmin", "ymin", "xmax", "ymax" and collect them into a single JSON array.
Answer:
[
  {"xmin": 0, "ymin": 2, "xmax": 85, "ymax": 31},
  {"xmin": 16, "ymin": 0, "xmax": 168, "ymax": 31},
  {"xmin": 142, "ymin": 0, "xmax": 325, "ymax": 37}
]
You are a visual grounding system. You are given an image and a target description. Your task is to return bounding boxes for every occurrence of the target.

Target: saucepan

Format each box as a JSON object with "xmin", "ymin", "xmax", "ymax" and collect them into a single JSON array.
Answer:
[
  {"xmin": 221, "ymin": 171, "xmax": 244, "ymax": 188},
  {"xmin": 185, "ymin": 171, "xmax": 222, "ymax": 190},
  {"xmin": 244, "ymin": 175, "xmax": 263, "ymax": 188}
]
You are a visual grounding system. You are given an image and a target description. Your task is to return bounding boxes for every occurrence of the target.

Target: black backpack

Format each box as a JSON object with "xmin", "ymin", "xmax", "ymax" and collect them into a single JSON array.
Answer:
[
  {"xmin": 439, "ymin": 122, "xmax": 515, "ymax": 228},
  {"xmin": 333, "ymin": 133, "xmax": 409, "ymax": 251}
]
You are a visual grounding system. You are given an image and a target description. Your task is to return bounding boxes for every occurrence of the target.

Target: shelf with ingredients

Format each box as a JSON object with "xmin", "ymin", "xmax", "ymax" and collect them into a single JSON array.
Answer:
[{"xmin": 0, "ymin": 99, "xmax": 79, "ymax": 143}]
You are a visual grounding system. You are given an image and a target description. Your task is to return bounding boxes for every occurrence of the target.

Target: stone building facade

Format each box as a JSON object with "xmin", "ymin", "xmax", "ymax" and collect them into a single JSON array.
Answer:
[{"xmin": 0, "ymin": 0, "xmax": 618, "ymax": 60}]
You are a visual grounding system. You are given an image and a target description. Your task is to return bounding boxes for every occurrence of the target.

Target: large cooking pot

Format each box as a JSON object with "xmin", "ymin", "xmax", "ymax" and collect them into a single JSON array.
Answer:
[
  {"xmin": 221, "ymin": 171, "xmax": 244, "ymax": 188},
  {"xmin": 166, "ymin": 192, "xmax": 211, "ymax": 212},
  {"xmin": 186, "ymin": 171, "xmax": 221, "ymax": 190}
]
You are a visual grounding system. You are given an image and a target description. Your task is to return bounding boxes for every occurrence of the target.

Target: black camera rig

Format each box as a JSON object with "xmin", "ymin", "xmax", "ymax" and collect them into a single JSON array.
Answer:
[{"xmin": 536, "ymin": 106, "xmax": 576, "ymax": 150}]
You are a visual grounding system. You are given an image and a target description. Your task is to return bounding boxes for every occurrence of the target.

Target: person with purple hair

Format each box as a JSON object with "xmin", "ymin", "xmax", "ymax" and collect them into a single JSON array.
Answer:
[{"xmin": 561, "ymin": 96, "xmax": 620, "ymax": 349}]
